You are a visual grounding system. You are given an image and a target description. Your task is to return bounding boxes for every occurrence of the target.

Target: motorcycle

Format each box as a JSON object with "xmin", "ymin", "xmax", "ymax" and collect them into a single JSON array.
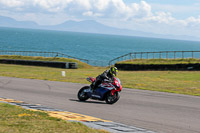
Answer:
[{"xmin": 77, "ymin": 77, "xmax": 122, "ymax": 104}]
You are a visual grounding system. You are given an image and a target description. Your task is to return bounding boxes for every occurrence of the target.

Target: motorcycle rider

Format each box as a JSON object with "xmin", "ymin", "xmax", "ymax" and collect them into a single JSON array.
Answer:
[{"xmin": 91, "ymin": 67, "xmax": 118, "ymax": 91}]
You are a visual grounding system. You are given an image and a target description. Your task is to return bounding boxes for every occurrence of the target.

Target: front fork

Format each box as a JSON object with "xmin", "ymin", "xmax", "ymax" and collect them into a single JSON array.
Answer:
[{"xmin": 111, "ymin": 89, "xmax": 117, "ymax": 95}]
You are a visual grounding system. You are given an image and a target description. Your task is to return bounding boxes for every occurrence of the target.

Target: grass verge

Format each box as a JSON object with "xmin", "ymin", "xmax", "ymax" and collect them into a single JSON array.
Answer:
[
  {"xmin": 0, "ymin": 63, "xmax": 200, "ymax": 96},
  {"xmin": 0, "ymin": 102, "xmax": 108, "ymax": 133}
]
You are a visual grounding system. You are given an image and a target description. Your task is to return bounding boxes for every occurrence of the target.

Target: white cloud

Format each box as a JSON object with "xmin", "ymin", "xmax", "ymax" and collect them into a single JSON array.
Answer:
[
  {"xmin": 95, "ymin": 0, "xmax": 110, "ymax": 11},
  {"xmin": 0, "ymin": 0, "xmax": 152, "ymax": 18},
  {"xmin": 0, "ymin": 0, "xmax": 24, "ymax": 7},
  {"xmin": 151, "ymin": 3, "xmax": 200, "ymax": 16},
  {"xmin": 147, "ymin": 12, "xmax": 175, "ymax": 24},
  {"xmin": 186, "ymin": 16, "xmax": 200, "ymax": 26},
  {"xmin": 0, "ymin": 0, "xmax": 200, "ymax": 38},
  {"xmin": 82, "ymin": 11, "xmax": 103, "ymax": 17},
  {"xmin": 33, "ymin": 0, "xmax": 73, "ymax": 12}
]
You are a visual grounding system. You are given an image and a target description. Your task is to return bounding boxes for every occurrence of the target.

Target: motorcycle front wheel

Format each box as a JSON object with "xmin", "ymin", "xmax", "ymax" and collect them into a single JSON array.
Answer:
[
  {"xmin": 77, "ymin": 86, "xmax": 90, "ymax": 101},
  {"xmin": 105, "ymin": 91, "xmax": 120, "ymax": 104}
]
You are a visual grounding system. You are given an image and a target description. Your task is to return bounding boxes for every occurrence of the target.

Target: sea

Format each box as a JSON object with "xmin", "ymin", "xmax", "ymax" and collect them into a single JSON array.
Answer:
[{"xmin": 0, "ymin": 27, "xmax": 200, "ymax": 66}]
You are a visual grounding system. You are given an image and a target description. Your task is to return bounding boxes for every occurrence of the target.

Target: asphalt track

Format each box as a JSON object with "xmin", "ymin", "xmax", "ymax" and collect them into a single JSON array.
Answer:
[{"xmin": 0, "ymin": 76, "xmax": 200, "ymax": 133}]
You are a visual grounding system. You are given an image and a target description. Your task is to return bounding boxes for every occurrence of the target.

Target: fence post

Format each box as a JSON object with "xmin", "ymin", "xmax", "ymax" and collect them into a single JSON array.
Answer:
[
  {"xmin": 129, "ymin": 53, "xmax": 132, "ymax": 60},
  {"xmin": 147, "ymin": 53, "xmax": 149, "ymax": 59},
  {"xmin": 182, "ymin": 51, "xmax": 184, "ymax": 59}
]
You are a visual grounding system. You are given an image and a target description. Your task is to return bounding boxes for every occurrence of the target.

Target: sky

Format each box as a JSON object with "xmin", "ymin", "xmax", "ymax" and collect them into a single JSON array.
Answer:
[{"xmin": 0, "ymin": 0, "xmax": 200, "ymax": 38}]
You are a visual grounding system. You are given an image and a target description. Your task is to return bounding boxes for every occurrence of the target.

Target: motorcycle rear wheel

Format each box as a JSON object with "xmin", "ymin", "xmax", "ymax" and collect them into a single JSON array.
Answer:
[
  {"xmin": 105, "ymin": 92, "xmax": 120, "ymax": 104},
  {"xmin": 78, "ymin": 86, "xmax": 90, "ymax": 101}
]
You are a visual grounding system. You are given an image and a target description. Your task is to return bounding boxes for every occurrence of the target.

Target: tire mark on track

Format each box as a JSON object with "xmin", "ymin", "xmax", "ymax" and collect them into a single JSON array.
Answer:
[
  {"xmin": 40, "ymin": 81, "xmax": 52, "ymax": 91},
  {"xmin": 0, "ymin": 80, "xmax": 12, "ymax": 88}
]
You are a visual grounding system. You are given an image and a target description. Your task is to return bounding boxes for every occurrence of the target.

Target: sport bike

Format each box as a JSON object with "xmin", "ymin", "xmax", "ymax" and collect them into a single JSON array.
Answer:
[{"xmin": 77, "ymin": 77, "xmax": 122, "ymax": 104}]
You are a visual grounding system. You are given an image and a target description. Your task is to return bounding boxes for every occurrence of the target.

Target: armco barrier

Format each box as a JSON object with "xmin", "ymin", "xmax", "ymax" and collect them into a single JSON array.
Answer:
[
  {"xmin": 115, "ymin": 63, "xmax": 200, "ymax": 71},
  {"xmin": 0, "ymin": 50, "xmax": 107, "ymax": 66},
  {"xmin": 109, "ymin": 51, "xmax": 200, "ymax": 66},
  {"xmin": 0, "ymin": 59, "xmax": 77, "ymax": 69}
]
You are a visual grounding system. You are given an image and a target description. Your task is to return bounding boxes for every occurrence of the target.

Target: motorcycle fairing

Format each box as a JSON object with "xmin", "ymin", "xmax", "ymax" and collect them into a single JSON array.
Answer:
[
  {"xmin": 87, "ymin": 87, "xmax": 110, "ymax": 100},
  {"xmin": 100, "ymin": 83, "xmax": 115, "ymax": 90}
]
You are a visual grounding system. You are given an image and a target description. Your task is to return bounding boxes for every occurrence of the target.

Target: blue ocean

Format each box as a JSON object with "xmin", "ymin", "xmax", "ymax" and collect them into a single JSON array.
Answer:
[{"xmin": 0, "ymin": 27, "xmax": 200, "ymax": 65}]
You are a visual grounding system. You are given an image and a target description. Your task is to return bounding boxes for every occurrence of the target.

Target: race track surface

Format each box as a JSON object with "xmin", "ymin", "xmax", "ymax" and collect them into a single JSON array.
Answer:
[{"xmin": 0, "ymin": 76, "xmax": 200, "ymax": 133}]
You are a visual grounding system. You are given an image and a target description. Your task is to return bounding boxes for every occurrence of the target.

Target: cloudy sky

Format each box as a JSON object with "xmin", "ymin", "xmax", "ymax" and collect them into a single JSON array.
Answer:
[{"xmin": 0, "ymin": 0, "xmax": 200, "ymax": 38}]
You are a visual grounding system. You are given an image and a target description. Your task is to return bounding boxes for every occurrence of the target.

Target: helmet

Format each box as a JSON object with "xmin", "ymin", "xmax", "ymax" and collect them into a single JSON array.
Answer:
[{"xmin": 110, "ymin": 67, "xmax": 118, "ymax": 77}]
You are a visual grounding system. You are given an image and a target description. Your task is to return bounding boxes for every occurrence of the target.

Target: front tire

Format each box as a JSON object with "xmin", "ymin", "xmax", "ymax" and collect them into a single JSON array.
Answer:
[
  {"xmin": 105, "ymin": 92, "xmax": 120, "ymax": 104},
  {"xmin": 77, "ymin": 86, "xmax": 90, "ymax": 101}
]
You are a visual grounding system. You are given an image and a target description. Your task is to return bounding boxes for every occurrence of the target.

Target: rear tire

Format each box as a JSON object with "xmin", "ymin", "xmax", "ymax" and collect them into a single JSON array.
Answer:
[
  {"xmin": 77, "ymin": 86, "xmax": 90, "ymax": 101},
  {"xmin": 105, "ymin": 92, "xmax": 120, "ymax": 104}
]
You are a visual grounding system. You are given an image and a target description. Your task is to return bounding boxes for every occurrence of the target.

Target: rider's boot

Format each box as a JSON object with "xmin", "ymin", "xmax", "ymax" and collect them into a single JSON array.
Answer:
[{"xmin": 91, "ymin": 80, "xmax": 100, "ymax": 92}]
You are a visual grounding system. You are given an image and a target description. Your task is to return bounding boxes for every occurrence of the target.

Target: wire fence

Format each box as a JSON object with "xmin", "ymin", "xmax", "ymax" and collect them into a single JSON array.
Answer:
[
  {"xmin": 109, "ymin": 51, "xmax": 200, "ymax": 66},
  {"xmin": 0, "ymin": 50, "xmax": 107, "ymax": 67},
  {"xmin": 1, "ymin": 50, "xmax": 200, "ymax": 67}
]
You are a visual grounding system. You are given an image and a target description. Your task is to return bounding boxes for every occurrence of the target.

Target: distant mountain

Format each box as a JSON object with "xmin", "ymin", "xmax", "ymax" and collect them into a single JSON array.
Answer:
[
  {"xmin": 43, "ymin": 20, "xmax": 148, "ymax": 36},
  {"xmin": 46, "ymin": 20, "xmax": 119, "ymax": 33},
  {"xmin": 0, "ymin": 16, "xmax": 38, "ymax": 29},
  {"xmin": 0, "ymin": 15, "xmax": 199, "ymax": 41}
]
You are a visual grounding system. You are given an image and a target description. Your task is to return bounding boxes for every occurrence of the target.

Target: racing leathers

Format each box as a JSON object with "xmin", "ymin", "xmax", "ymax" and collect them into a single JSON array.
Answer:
[{"xmin": 91, "ymin": 70, "xmax": 114, "ymax": 91}]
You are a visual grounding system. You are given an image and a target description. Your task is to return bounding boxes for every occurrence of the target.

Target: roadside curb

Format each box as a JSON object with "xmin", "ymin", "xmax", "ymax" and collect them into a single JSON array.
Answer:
[{"xmin": 0, "ymin": 97, "xmax": 156, "ymax": 133}]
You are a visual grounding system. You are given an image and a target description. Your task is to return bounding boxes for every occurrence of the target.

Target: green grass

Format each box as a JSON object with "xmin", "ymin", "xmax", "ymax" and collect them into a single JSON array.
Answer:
[
  {"xmin": 119, "ymin": 71, "xmax": 200, "ymax": 96},
  {"xmin": 0, "ymin": 55, "xmax": 92, "ymax": 69},
  {"xmin": 116, "ymin": 58, "xmax": 200, "ymax": 65},
  {"xmin": 0, "ymin": 103, "xmax": 108, "ymax": 133},
  {"xmin": 0, "ymin": 63, "xmax": 199, "ymax": 96}
]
